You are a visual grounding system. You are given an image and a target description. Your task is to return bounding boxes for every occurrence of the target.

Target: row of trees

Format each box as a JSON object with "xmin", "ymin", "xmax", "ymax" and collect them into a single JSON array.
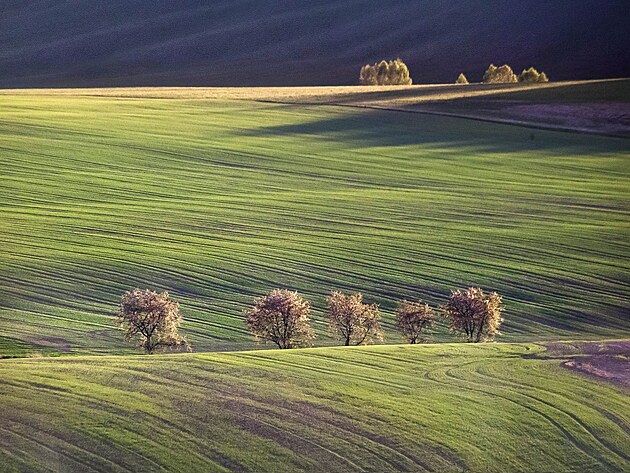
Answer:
[
  {"xmin": 116, "ymin": 287, "xmax": 504, "ymax": 353},
  {"xmin": 482, "ymin": 64, "xmax": 549, "ymax": 83},
  {"xmin": 246, "ymin": 287, "xmax": 503, "ymax": 349},
  {"xmin": 358, "ymin": 59, "xmax": 548, "ymax": 86}
]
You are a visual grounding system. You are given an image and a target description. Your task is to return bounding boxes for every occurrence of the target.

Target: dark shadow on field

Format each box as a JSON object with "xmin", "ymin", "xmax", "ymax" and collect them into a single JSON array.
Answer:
[
  {"xmin": 460, "ymin": 79, "xmax": 630, "ymax": 104},
  {"xmin": 258, "ymin": 80, "xmax": 630, "ymax": 107},
  {"xmin": 293, "ymin": 82, "xmax": 539, "ymax": 105},
  {"xmin": 248, "ymin": 79, "xmax": 630, "ymax": 139},
  {"xmin": 239, "ymin": 102, "xmax": 626, "ymax": 153},
  {"xmin": 409, "ymin": 80, "xmax": 630, "ymax": 112}
]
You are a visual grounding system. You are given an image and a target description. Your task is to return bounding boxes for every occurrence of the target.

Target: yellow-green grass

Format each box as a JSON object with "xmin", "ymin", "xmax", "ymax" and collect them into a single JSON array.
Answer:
[
  {"xmin": 1, "ymin": 79, "xmax": 623, "ymax": 104},
  {"xmin": 0, "ymin": 342, "xmax": 628, "ymax": 472},
  {"xmin": 0, "ymin": 91, "xmax": 629, "ymax": 353}
]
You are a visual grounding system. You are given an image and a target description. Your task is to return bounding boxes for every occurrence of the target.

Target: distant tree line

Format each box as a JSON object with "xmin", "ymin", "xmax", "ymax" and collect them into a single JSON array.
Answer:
[
  {"xmin": 358, "ymin": 59, "xmax": 548, "ymax": 86},
  {"xmin": 482, "ymin": 64, "xmax": 549, "ymax": 84},
  {"xmin": 453, "ymin": 64, "xmax": 548, "ymax": 85}
]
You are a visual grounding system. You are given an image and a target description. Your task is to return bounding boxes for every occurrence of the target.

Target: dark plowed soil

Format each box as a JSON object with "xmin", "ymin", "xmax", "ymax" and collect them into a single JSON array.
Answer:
[{"xmin": 546, "ymin": 341, "xmax": 630, "ymax": 390}]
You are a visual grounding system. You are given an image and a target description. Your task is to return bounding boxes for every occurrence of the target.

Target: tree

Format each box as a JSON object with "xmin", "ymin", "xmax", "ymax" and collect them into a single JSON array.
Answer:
[
  {"xmin": 482, "ymin": 64, "xmax": 518, "ymax": 84},
  {"xmin": 396, "ymin": 300, "xmax": 435, "ymax": 344},
  {"xmin": 442, "ymin": 287, "xmax": 504, "ymax": 342},
  {"xmin": 456, "ymin": 73, "xmax": 469, "ymax": 85},
  {"xmin": 518, "ymin": 67, "xmax": 549, "ymax": 83},
  {"xmin": 116, "ymin": 288, "xmax": 189, "ymax": 354},
  {"xmin": 245, "ymin": 289, "xmax": 315, "ymax": 349},
  {"xmin": 359, "ymin": 58, "xmax": 412, "ymax": 85},
  {"xmin": 327, "ymin": 291, "xmax": 383, "ymax": 346},
  {"xmin": 359, "ymin": 63, "xmax": 377, "ymax": 85}
]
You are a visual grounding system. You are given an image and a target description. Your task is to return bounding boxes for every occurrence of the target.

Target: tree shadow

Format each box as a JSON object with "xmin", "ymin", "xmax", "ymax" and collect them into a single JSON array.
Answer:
[{"xmin": 239, "ymin": 102, "xmax": 627, "ymax": 154}]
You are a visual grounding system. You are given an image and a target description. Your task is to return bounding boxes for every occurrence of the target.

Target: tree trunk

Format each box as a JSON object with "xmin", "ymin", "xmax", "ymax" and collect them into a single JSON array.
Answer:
[{"xmin": 475, "ymin": 316, "xmax": 487, "ymax": 343}]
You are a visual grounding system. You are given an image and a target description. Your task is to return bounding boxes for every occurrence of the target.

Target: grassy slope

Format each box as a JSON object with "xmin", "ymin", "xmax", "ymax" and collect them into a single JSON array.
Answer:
[
  {"xmin": 0, "ymin": 343, "xmax": 628, "ymax": 472},
  {"xmin": 0, "ymin": 91, "xmax": 629, "ymax": 353}
]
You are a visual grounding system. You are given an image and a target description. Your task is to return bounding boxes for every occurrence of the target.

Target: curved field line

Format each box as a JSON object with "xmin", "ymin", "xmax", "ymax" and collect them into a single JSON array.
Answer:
[
  {"xmin": 466, "ymin": 363, "xmax": 630, "ymax": 461},
  {"xmin": 0, "ymin": 424, "xmax": 116, "ymax": 473},
  {"xmin": 433, "ymin": 364, "xmax": 624, "ymax": 470}
]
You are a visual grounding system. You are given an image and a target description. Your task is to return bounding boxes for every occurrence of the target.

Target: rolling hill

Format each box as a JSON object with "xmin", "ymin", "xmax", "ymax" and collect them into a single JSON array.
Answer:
[
  {"xmin": 1, "ymin": 0, "xmax": 629, "ymax": 88},
  {"xmin": 0, "ymin": 83, "xmax": 628, "ymax": 354},
  {"xmin": 0, "ymin": 342, "xmax": 628, "ymax": 472},
  {"xmin": 0, "ymin": 23, "xmax": 629, "ymax": 469}
]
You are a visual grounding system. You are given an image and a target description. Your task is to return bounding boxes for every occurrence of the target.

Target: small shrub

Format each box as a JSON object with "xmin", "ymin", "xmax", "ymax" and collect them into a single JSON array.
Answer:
[
  {"xmin": 359, "ymin": 58, "xmax": 412, "ymax": 85},
  {"xmin": 456, "ymin": 73, "xmax": 469, "ymax": 85}
]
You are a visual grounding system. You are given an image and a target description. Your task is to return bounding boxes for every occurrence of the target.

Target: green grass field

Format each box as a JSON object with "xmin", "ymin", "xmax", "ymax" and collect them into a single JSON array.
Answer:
[
  {"xmin": 1, "ymin": 89, "xmax": 629, "ymax": 353},
  {"xmin": 0, "ymin": 342, "xmax": 628, "ymax": 472},
  {"xmin": 0, "ymin": 86, "xmax": 629, "ymax": 472}
]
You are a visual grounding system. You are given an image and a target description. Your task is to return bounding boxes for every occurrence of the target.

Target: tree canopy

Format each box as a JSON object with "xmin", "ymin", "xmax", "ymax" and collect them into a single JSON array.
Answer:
[
  {"xmin": 359, "ymin": 58, "xmax": 413, "ymax": 85},
  {"xmin": 442, "ymin": 287, "xmax": 504, "ymax": 342},
  {"xmin": 396, "ymin": 300, "xmax": 435, "ymax": 344},
  {"xmin": 519, "ymin": 67, "xmax": 549, "ymax": 83},
  {"xmin": 116, "ymin": 288, "xmax": 189, "ymax": 354},
  {"xmin": 327, "ymin": 291, "xmax": 383, "ymax": 346},
  {"xmin": 245, "ymin": 289, "xmax": 315, "ymax": 349},
  {"xmin": 482, "ymin": 64, "xmax": 518, "ymax": 83}
]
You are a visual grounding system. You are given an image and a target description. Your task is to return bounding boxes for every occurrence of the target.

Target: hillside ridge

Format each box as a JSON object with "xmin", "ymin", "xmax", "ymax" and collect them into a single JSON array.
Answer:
[{"xmin": 2, "ymin": 1, "xmax": 629, "ymax": 87}]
